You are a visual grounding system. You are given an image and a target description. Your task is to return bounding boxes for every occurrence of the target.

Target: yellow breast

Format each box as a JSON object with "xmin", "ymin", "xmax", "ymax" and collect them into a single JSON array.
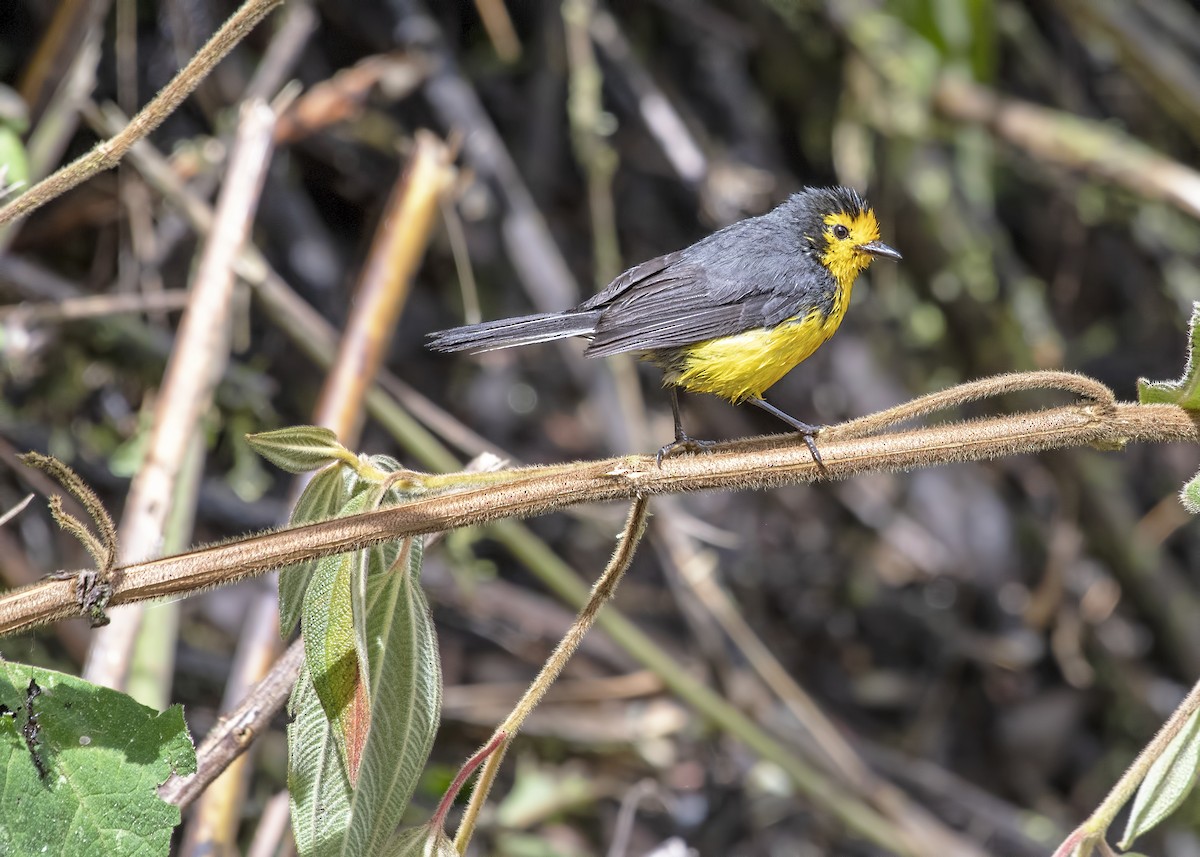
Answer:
[
  {"xmin": 659, "ymin": 202, "xmax": 879, "ymax": 403},
  {"xmin": 667, "ymin": 307, "xmax": 844, "ymax": 403}
]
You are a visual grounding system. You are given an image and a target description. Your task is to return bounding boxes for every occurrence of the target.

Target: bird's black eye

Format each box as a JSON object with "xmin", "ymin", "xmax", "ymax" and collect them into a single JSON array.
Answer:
[{"xmin": 833, "ymin": 224, "xmax": 850, "ymax": 240}]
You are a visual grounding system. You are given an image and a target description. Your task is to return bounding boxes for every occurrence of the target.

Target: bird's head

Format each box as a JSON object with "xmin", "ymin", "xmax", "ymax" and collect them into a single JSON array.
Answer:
[{"xmin": 795, "ymin": 186, "xmax": 901, "ymax": 289}]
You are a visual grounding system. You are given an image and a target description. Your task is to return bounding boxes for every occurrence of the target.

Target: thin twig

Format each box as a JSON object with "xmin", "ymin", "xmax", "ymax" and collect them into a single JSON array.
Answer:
[
  {"xmin": 453, "ymin": 496, "xmax": 651, "ymax": 852},
  {"xmin": 471, "ymin": 0, "xmax": 521, "ymax": 62},
  {"xmin": 0, "ymin": 290, "xmax": 190, "ymax": 323},
  {"xmin": 934, "ymin": 75, "xmax": 1200, "ymax": 222},
  {"xmin": 0, "ymin": 0, "xmax": 283, "ymax": 229},
  {"xmin": 82, "ymin": 99, "xmax": 278, "ymax": 690},
  {"xmin": 1052, "ymin": 674, "xmax": 1200, "ymax": 857},
  {"xmin": 159, "ymin": 639, "xmax": 305, "ymax": 808},
  {"xmin": 0, "ymin": 494, "xmax": 34, "ymax": 528},
  {"xmin": 827, "ymin": 370, "xmax": 1115, "ymax": 439}
]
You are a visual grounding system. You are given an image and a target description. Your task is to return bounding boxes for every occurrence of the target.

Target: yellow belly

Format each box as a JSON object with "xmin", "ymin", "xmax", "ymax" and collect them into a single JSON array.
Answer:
[{"xmin": 666, "ymin": 310, "xmax": 838, "ymax": 402}]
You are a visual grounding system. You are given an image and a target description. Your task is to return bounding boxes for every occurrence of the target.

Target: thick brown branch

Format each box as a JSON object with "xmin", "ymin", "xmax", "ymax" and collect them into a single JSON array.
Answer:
[{"xmin": 2, "ymin": 399, "xmax": 1195, "ymax": 638}]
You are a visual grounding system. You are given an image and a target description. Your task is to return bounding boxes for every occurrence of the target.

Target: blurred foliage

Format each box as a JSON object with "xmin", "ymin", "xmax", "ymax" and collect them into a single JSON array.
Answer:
[{"xmin": 3, "ymin": 0, "xmax": 1200, "ymax": 854}]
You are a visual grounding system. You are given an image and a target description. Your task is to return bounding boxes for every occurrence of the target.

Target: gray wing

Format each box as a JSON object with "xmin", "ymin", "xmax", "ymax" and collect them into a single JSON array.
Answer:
[
  {"xmin": 579, "ymin": 206, "xmax": 828, "ymax": 358},
  {"xmin": 584, "ymin": 264, "xmax": 802, "ymax": 358},
  {"xmin": 578, "ymin": 252, "xmax": 681, "ymax": 311}
]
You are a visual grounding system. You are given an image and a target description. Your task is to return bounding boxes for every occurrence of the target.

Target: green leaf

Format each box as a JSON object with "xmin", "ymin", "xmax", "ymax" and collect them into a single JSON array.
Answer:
[
  {"xmin": 302, "ymin": 545, "xmax": 367, "ymax": 782},
  {"xmin": 280, "ymin": 463, "xmax": 350, "ymax": 636},
  {"xmin": 1120, "ymin": 705, "xmax": 1200, "ymax": 848},
  {"xmin": 1138, "ymin": 302, "xmax": 1200, "ymax": 408},
  {"xmin": 247, "ymin": 426, "xmax": 348, "ymax": 474},
  {"xmin": 0, "ymin": 126, "xmax": 29, "ymax": 193},
  {"xmin": 1181, "ymin": 473, "xmax": 1200, "ymax": 515},
  {"xmin": 384, "ymin": 824, "xmax": 457, "ymax": 857},
  {"xmin": 289, "ymin": 535, "xmax": 441, "ymax": 857},
  {"xmin": 343, "ymin": 537, "xmax": 441, "ymax": 856},
  {"xmin": 364, "ymin": 454, "xmax": 406, "ymax": 475},
  {"xmin": 0, "ymin": 663, "xmax": 195, "ymax": 857},
  {"xmin": 288, "ymin": 665, "xmax": 353, "ymax": 857}
]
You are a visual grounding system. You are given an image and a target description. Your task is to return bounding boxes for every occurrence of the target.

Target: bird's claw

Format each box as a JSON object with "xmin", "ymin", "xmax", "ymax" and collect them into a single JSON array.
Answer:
[
  {"xmin": 656, "ymin": 436, "xmax": 717, "ymax": 467},
  {"xmin": 800, "ymin": 431, "xmax": 826, "ymax": 473}
]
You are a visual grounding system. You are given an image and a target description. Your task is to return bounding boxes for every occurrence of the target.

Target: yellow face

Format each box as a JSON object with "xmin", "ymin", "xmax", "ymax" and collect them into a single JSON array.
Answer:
[{"xmin": 818, "ymin": 208, "xmax": 883, "ymax": 288}]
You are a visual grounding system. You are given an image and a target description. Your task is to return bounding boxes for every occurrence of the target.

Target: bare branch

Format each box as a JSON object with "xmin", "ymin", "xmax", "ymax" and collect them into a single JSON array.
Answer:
[
  {"xmin": 0, "ymin": 385, "xmax": 1192, "ymax": 639},
  {"xmin": 0, "ymin": 0, "xmax": 283, "ymax": 229}
]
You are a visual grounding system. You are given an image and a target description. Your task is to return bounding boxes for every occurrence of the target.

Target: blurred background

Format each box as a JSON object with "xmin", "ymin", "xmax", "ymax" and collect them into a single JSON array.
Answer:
[{"xmin": 2, "ymin": 0, "xmax": 1200, "ymax": 854}]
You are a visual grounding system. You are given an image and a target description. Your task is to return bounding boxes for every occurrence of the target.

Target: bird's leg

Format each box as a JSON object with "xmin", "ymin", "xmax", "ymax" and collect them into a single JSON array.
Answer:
[
  {"xmin": 656, "ymin": 389, "xmax": 716, "ymax": 466},
  {"xmin": 747, "ymin": 398, "xmax": 825, "ymax": 468}
]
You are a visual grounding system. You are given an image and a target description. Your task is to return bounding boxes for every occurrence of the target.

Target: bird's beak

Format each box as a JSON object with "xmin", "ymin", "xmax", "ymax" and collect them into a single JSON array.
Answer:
[{"xmin": 857, "ymin": 240, "xmax": 902, "ymax": 261}]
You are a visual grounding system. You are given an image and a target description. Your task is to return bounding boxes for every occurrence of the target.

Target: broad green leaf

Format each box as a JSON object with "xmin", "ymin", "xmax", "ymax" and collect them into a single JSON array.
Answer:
[
  {"xmin": 280, "ymin": 463, "xmax": 350, "ymax": 636},
  {"xmin": 0, "ymin": 663, "xmax": 195, "ymax": 857},
  {"xmin": 247, "ymin": 426, "xmax": 347, "ymax": 473},
  {"xmin": 0, "ymin": 126, "xmax": 29, "ymax": 193},
  {"xmin": 385, "ymin": 824, "xmax": 456, "ymax": 857},
  {"xmin": 1181, "ymin": 474, "xmax": 1200, "ymax": 515},
  {"xmin": 291, "ymin": 537, "xmax": 441, "ymax": 857},
  {"xmin": 288, "ymin": 665, "xmax": 353, "ymax": 857},
  {"xmin": 343, "ymin": 536, "xmax": 441, "ymax": 856},
  {"xmin": 302, "ymin": 543, "xmax": 368, "ymax": 781},
  {"xmin": 1139, "ymin": 302, "xmax": 1200, "ymax": 408},
  {"xmin": 289, "ymin": 449, "xmax": 440, "ymax": 857},
  {"xmin": 1120, "ymin": 705, "xmax": 1200, "ymax": 848}
]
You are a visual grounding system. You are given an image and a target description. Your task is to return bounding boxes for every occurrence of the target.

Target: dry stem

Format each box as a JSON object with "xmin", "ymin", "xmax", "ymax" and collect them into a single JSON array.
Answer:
[
  {"xmin": 82, "ymin": 99, "xmax": 278, "ymax": 690},
  {"xmin": 3, "ymin": 381, "xmax": 1197, "ymax": 639},
  {"xmin": 1052, "ymin": 674, "xmax": 1200, "ymax": 857},
  {"xmin": 453, "ymin": 497, "xmax": 651, "ymax": 851},
  {"xmin": 0, "ymin": 0, "xmax": 283, "ymax": 229}
]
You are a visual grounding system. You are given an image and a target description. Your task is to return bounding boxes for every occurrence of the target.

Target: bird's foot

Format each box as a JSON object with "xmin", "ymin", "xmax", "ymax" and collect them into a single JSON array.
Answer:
[
  {"xmin": 656, "ymin": 435, "xmax": 717, "ymax": 467},
  {"xmin": 744, "ymin": 398, "xmax": 826, "ymax": 471},
  {"xmin": 799, "ymin": 430, "xmax": 825, "ymax": 471}
]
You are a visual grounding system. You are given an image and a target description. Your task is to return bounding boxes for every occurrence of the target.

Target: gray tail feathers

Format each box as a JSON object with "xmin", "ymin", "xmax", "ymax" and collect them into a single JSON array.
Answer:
[{"xmin": 427, "ymin": 310, "xmax": 600, "ymax": 354}]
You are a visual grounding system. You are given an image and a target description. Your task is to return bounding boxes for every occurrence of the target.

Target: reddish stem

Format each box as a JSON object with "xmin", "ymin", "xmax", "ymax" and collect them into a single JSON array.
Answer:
[
  {"xmin": 430, "ymin": 731, "xmax": 507, "ymax": 831},
  {"xmin": 1051, "ymin": 826, "xmax": 1090, "ymax": 857}
]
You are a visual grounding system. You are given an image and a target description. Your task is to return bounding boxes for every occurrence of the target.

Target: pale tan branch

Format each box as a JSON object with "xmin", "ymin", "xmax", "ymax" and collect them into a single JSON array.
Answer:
[
  {"xmin": 2, "ymin": 396, "xmax": 1194, "ymax": 638},
  {"xmin": 0, "ymin": 0, "xmax": 283, "ymax": 229}
]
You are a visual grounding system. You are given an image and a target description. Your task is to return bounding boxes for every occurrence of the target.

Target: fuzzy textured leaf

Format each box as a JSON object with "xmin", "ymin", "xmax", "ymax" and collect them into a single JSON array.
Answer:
[
  {"xmin": 280, "ymin": 463, "xmax": 350, "ymax": 635},
  {"xmin": 290, "ymin": 528, "xmax": 440, "ymax": 857},
  {"xmin": 342, "ymin": 537, "xmax": 441, "ymax": 856},
  {"xmin": 0, "ymin": 663, "xmax": 195, "ymax": 857},
  {"xmin": 384, "ymin": 824, "xmax": 457, "ymax": 857},
  {"xmin": 1138, "ymin": 302, "xmax": 1200, "ymax": 409},
  {"xmin": 247, "ymin": 426, "xmax": 347, "ymax": 474},
  {"xmin": 1181, "ymin": 473, "xmax": 1200, "ymax": 515},
  {"xmin": 1120, "ymin": 705, "xmax": 1200, "ymax": 848},
  {"xmin": 288, "ymin": 666, "xmax": 353, "ymax": 857},
  {"xmin": 302, "ymin": 543, "xmax": 368, "ymax": 782}
]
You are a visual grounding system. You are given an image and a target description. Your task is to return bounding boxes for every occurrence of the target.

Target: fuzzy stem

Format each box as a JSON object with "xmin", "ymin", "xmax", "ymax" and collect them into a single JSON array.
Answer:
[
  {"xmin": 5, "ymin": 387, "xmax": 1198, "ymax": 638},
  {"xmin": 1052, "ymin": 675, "xmax": 1200, "ymax": 856},
  {"xmin": 0, "ymin": 0, "xmax": 283, "ymax": 229},
  {"xmin": 453, "ymin": 497, "xmax": 650, "ymax": 852}
]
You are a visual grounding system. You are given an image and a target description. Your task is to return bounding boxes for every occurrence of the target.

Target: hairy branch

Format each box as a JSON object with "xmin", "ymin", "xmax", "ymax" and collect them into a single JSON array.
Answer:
[
  {"xmin": 0, "ymin": 0, "xmax": 282, "ymax": 229},
  {"xmin": 3, "ymin": 380, "xmax": 1196, "ymax": 639}
]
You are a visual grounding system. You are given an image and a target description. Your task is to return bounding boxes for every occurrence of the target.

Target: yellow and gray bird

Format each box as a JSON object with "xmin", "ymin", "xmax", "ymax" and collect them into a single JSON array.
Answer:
[{"xmin": 428, "ymin": 186, "xmax": 900, "ymax": 463}]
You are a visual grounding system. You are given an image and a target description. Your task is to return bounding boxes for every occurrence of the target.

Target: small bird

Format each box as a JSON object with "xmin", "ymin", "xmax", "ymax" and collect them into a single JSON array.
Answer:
[{"xmin": 429, "ymin": 186, "xmax": 900, "ymax": 464}]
